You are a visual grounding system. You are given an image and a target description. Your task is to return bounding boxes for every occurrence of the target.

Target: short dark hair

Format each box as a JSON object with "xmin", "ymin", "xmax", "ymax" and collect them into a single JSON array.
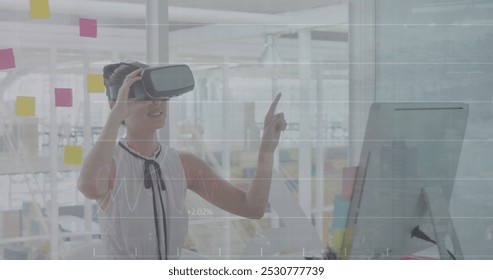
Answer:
[{"xmin": 103, "ymin": 62, "xmax": 149, "ymax": 100}]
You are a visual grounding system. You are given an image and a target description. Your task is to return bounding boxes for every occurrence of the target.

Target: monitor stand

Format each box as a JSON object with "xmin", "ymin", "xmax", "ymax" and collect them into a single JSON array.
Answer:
[{"xmin": 414, "ymin": 186, "xmax": 463, "ymax": 260}]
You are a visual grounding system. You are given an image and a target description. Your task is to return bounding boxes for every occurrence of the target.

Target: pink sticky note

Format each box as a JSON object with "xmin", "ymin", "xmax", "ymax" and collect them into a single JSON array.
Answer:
[
  {"xmin": 79, "ymin": 18, "xmax": 97, "ymax": 38},
  {"xmin": 55, "ymin": 88, "xmax": 73, "ymax": 107},
  {"xmin": 0, "ymin": 48, "xmax": 16, "ymax": 70}
]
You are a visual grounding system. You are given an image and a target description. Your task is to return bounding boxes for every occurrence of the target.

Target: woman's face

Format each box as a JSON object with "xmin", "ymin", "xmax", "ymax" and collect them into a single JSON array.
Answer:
[{"xmin": 124, "ymin": 100, "xmax": 168, "ymax": 134}]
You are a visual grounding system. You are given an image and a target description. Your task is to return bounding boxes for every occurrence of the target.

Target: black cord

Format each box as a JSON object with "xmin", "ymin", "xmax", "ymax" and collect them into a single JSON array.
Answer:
[
  {"xmin": 411, "ymin": 225, "xmax": 456, "ymax": 260},
  {"xmin": 156, "ymin": 179, "xmax": 168, "ymax": 259},
  {"xmin": 118, "ymin": 141, "xmax": 168, "ymax": 260},
  {"xmin": 150, "ymin": 184, "xmax": 163, "ymax": 259}
]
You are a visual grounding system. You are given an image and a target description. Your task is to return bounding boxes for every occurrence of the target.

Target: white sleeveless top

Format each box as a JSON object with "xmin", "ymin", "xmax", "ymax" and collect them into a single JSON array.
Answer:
[{"xmin": 98, "ymin": 138, "xmax": 189, "ymax": 259}]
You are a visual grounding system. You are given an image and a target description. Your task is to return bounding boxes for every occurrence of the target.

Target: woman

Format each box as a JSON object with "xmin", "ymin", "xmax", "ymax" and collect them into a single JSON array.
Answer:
[{"xmin": 77, "ymin": 62, "xmax": 287, "ymax": 259}]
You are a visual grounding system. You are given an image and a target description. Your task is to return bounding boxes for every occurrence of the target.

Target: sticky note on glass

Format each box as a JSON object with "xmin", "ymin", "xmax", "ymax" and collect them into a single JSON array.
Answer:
[
  {"xmin": 331, "ymin": 194, "xmax": 350, "ymax": 229},
  {"xmin": 87, "ymin": 74, "xmax": 105, "ymax": 93},
  {"xmin": 331, "ymin": 228, "xmax": 346, "ymax": 255},
  {"xmin": 79, "ymin": 18, "xmax": 97, "ymax": 38},
  {"xmin": 64, "ymin": 146, "xmax": 83, "ymax": 165},
  {"xmin": 30, "ymin": 0, "xmax": 50, "ymax": 18},
  {"xmin": 55, "ymin": 88, "xmax": 73, "ymax": 107},
  {"xmin": 0, "ymin": 48, "xmax": 16, "ymax": 70},
  {"xmin": 332, "ymin": 227, "xmax": 354, "ymax": 259},
  {"xmin": 16, "ymin": 96, "xmax": 36, "ymax": 117}
]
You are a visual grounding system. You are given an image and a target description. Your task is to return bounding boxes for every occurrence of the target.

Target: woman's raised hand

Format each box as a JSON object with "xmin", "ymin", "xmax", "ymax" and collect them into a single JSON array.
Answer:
[
  {"xmin": 261, "ymin": 93, "xmax": 287, "ymax": 153},
  {"xmin": 111, "ymin": 68, "xmax": 150, "ymax": 120}
]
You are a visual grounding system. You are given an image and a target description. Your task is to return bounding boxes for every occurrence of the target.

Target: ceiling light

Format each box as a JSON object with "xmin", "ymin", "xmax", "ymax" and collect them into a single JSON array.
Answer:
[{"xmin": 258, "ymin": 34, "xmax": 283, "ymax": 67}]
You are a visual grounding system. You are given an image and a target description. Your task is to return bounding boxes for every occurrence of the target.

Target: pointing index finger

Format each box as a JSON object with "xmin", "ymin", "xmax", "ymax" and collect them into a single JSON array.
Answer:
[{"xmin": 266, "ymin": 93, "xmax": 282, "ymax": 119}]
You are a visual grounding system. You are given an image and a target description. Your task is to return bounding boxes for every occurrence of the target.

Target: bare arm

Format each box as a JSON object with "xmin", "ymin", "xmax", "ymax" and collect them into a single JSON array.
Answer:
[
  {"xmin": 77, "ymin": 68, "xmax": 148, "ymax": 202},
  {"xmin": 182, "ymin": 93, "xmax": 286, "ymax": 219},
  {"xmin": 77, "ymin": 112, "xmax": 121, "ymax": 200},
  {"xmin": 246, "ymin": 93, "xmax": 286, "ymax": 216}
]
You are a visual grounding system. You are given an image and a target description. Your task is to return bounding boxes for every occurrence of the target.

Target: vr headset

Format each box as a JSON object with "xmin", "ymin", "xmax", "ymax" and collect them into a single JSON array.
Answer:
[{"xmin": 106, "ymin": 62, "xmax": 195, "ymax": 101}]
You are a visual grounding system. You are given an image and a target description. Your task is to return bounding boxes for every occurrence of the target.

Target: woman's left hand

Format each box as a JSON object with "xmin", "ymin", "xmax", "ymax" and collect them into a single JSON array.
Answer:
[{"xmin": 261, "ymin": 93, "xmax": 287, "ymax": 153}]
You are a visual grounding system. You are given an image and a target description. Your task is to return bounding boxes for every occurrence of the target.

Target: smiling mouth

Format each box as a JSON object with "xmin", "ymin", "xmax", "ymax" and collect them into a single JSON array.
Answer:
[{"xmin": 148, "ymin": 112, "xmax": 163, "ymax": 117}]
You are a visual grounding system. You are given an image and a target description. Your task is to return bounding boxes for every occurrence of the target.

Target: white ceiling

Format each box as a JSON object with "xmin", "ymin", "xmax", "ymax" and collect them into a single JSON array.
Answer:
[
  {"xmin": 104, "ymin": 0, "xmax": 343, "ymax": 14},
  {"xmin": 0, "ymin": 0, "xmax": 349, "ymax": 80}
]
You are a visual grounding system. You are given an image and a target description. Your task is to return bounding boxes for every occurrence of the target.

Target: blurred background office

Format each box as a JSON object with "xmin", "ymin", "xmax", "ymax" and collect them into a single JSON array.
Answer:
[{"xmin": 0, "ymin": 0, "xmax": 491, "ymax": 259}]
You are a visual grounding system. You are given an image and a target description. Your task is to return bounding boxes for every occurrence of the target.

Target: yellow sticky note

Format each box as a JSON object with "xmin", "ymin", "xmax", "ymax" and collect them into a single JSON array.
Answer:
[
  {"xmin": 64, "ymin": 146, "xmax": 83, "ymax": 165},
  {"xmin": 15, "ymin": 96, "xmax": 36, "ymax": 117},
  {"xmin": 331, "ymin": 228, "xmax": 346, "ymax": 255},
  {"xmin": 332, "ymin": 227, "xmax": 354, "ymax": 259},
  {"xmin": 87, "ymin": 74, "xmax": 105, "ymax": 93},
  {"xmin": 30, "ymin": 0, "xmax": 50, "ymax": 18}
]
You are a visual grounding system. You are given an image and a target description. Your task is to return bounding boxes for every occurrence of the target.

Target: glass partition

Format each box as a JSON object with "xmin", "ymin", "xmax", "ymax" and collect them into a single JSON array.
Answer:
[
  {"xmin": 0, "ymin": 1, "xmax": 146, "ymax": 259},
  {"xmin": 0, "ymin": 0, "xmax": 349, "ymax": 259},
  {"xmin": 169, "ymin": 1, "xmax": 349, "ymax": 258}
]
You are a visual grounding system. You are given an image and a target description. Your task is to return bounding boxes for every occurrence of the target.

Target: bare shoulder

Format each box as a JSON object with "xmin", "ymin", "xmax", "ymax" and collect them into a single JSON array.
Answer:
[
  {"xmin": 178, "ymin": 152, "xmax": 200, "ymax": 185},
  {"xmin": 178, "ymin": 151, "xmax": 211, "ymax": 171},
  {"xmin": 178, "ymin": 151, "xmax": 203, "ymax": 168},
  {"xmin": 178, "ymin": 151, "xmax": 198, "ymax": 161},
  {"xmin": 178, "ymin": 151, "xmax": 218, "ymax": 189}
]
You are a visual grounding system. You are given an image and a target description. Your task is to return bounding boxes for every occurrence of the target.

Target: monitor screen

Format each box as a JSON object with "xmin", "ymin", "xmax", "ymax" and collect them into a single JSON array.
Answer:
[{"xmin": 340, "ymin": 102, "xmax": 468, "ymax": 259}]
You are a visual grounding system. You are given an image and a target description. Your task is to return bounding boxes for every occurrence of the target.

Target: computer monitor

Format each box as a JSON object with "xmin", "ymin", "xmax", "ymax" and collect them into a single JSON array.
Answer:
[{"xmin": 340, "ymin": 102, "xmax": 468, "ymax": 259}]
